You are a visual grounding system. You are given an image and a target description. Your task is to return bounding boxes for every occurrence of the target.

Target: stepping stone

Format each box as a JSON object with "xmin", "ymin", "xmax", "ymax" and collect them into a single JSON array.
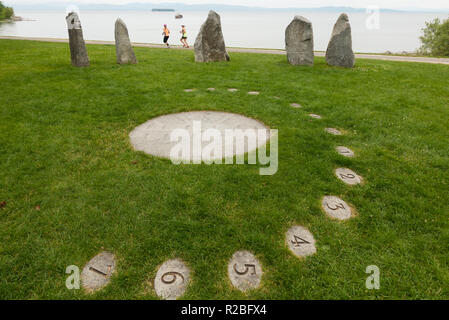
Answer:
[
  {"xmin": 248, "ymin": 91, "xmax": 260, "ymax": 95},
  {"xmin": 207, "ymin": 88, "xmax": 216, "ymax": 91},
  {"xmin": 154, "ymin": 259, "xmax": 190, "ymax": 300},
  {"xmin": 290, "ymin": 103, "xmax": 302, "ymax": 108},
  {"xmin": 286, "ymin": 226, "xmax": 316, "ymax": 258},
  {"xmin": 325, "ymin": 128, "xmax": 342, "ymax": 135},
  {"xmin": 183, "ymin": 89, "xmax": 195, "ymax": 92},
  {"xmin": 322, "ymin": 196, "xmax": 353, "ymax": 220},
  {"xmin": 228, "ymin": 88, "xmax": 238, "ymax": 92},
  {"xmin": 336, "ymin": 146, "xmax": 354, "ymax": 158},
  {"xmin": 309, "ymin": 114, "xmax": 322, "ymax": 119},
  {"xmin": 81, "ymin": 251, "xmax": 116, "ymax": 293},
  {"xmin": 129, "ymin": 111, "xmax": 270, "ymax": 161},
  {"xmin": 335, "ymin": 168, "xmax": 363, "ymax": 185},
  {"xmin": 228, "ymin": 251, "xmax": 262, "ymax": 292}
]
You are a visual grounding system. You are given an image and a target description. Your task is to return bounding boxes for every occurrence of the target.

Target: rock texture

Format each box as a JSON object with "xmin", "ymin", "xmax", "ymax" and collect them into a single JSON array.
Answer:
[
  {"xmin": 326, "ymin": 13, "xmax": 355, "ymax": 68},
  {"xmin": 115, "ymin": 18, "xmax": 137, "ymax": 64},
  {"xmin": 66, "ymin": 12, "xmax": 89, "ymax": 67},
  {"xmin": 285, "ymin": 16, "xmax": 314, "ymax": 66},
  {"xmin": 194, "ymin": 10, "xmax": 230, "ymax": 62}
]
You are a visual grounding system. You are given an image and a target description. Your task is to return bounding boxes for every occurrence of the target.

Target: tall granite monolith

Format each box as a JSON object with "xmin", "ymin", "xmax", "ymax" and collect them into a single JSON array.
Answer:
[
  {"xmin": 66, "ymin": 12, "xmax": 89, "ymax": 67},
  {"xmin": 115, "ymin": 18, "xmax": 137, "ymax": 64},
  {"xmin": 326, "ymin": 13, "xmax": 355, "ymax": 68},
  {"xmin": 285, "ymin": 16, "xmax": 314, "ymax": 66},
  {"xmin": 194, "ymin": 10, "xmax": 230, "ymax": 62}
]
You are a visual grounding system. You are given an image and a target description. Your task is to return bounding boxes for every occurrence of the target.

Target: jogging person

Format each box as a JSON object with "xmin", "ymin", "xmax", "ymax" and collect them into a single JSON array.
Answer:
[
  {"xmin": 162, "ymin": 24, "xmax": 170, "ymax": 47},
  {"xmin": 180, "ymin": 25, "xmax": 189, "ymax": 48}
]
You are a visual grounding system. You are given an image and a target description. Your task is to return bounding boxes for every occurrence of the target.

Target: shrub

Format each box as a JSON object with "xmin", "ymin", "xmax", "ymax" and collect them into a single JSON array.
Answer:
[
  {"xmin": 0, "ymin": 1, "xmax": 14, "ymax": 21},
  {"xmin": 419, "ymin": 17, "xmax": 449, "ymax": 57}
]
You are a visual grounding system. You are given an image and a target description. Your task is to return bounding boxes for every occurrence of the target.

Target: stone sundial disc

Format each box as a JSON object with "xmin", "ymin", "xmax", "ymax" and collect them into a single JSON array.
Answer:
[
  {"xmin": 154, "ymin": 259, "xmax": 190, "ymax": 300},
  {"xmin": 129, "ymin": 111, "xmax": 270, "ymax": 161},
  {"xmin": 228, "ymin": 251, "xmax": 263, "ymax": 292},
  {"xmin": 81, "ymin": 251, "xmax": 116, "ymax": 293}
]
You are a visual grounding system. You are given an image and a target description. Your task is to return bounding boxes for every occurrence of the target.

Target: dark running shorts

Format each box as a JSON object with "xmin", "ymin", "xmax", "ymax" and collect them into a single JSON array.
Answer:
[
  {"xmin": 181, "ymin": 37, "xmax": 187, "ymax": 40},
  {"xmin": 163, "ymin": 36, "xmax": 169, "ymax": 43}
]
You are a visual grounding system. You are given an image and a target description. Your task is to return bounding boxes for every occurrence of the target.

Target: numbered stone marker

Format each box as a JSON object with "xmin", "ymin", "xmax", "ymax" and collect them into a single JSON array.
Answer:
[
  {"xmin": 228, "ymin": 88, "xmax": 238, "ymax": 92},
  {"xmin": 325, "ymin": 128, "xmax": 342, "ymax": 135},
  {"xmin": 286, "ymin": 226, "xmax": 316, "ymax": 258},
  {"xmin": 248, "ymin": 91, "xmax": 260, "ymax": 95},
  {"xmin": 228, "ymin": 251, "xmax": 262, "ymax": 292},
  {"xmin": 322, "ymin": 196, "xmax": 353, "ymax": 220},
  {"xmin": 290, "ymin": 103, "xmax": 302, "ymax": 108},
  {"xmin": 184, "ymin": 89, "xmax": 195, "ymax": 92},
  {"xmin": 154, "ymin": 259, "xmax": 190, "ymax": 300},
  {"xmin": 336, "ymin": 146, "xmax": 354, "ymax": 158},
  {"xmin": 81, "ymin": 251, "xmax": 116, "ymax": 292},
  {"xmin": 335, "ymin": 168, "xmax": 363, "ymax": 185},
  {"xmin": 309, "ymin": 114, "xmax": 322, "ymax": 119}
]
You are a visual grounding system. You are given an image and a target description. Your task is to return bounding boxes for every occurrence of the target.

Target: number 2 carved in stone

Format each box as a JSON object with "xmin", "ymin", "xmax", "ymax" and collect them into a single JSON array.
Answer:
[
  {"xmin": 233, "ymin": 263, "xmax": 256, "ymax": 276},
  {"xmin": 340, "ymin": 173, "xmax": 355, "ymax": 180},
  {"xmin": 327, "ymin": 202, "xmax": 346, "ymax": 211},
  {"xmin": 291, "ymin": 235, "xmax": 310, "ymax": 247}
]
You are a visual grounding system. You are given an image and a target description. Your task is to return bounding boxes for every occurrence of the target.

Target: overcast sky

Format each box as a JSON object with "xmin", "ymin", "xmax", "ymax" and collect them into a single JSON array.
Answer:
[{"xmin": 5, "ymin": 0, "xmax": 449, "ymax": 10}]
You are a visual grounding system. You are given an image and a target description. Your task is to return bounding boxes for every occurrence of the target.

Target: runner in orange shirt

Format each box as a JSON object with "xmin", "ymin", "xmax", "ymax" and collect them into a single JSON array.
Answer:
[{"xmin": 162, "ymin": 24, "xmax": 170, "ymax": 48}]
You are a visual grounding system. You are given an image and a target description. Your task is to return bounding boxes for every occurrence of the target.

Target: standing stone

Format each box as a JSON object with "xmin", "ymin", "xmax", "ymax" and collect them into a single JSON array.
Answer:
[
  {"xmin": 326, "ymin": 13, "xmax": 355, "ymax": 68},
  {"xmin": 66, "ymin": 12, "xmax": 89, "ymax": 67},
  {"xmin": 115, "ymin": 18, "xmax": 137, "ymax": 64},
  {"xmin": 194, "ymin": 10, "xmax": 230, "ymax": 63},
  {"xmin": 285, "ymin": 16, "xmax": 314, "ymax": 66}
]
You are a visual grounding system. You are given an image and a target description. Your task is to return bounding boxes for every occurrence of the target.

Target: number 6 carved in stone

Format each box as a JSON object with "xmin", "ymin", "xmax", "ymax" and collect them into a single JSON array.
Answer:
[{"xmin": 161, "ymin": 271, "xmax": 185, "ymax": 284}]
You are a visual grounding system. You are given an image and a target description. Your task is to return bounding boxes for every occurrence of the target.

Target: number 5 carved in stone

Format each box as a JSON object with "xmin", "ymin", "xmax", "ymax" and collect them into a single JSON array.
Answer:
[{"xmin": 233, "ymin": 263, "xmax": 256, "ymax": 276}]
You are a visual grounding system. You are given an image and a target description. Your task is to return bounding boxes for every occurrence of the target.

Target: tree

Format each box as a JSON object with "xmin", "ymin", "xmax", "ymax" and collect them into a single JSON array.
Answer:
[
  {"xmin": 419, "ymin": 17, "xmax": 449, "ymax": 57},
  {"xmin": 0, "ymin": 1, "xmax": 14, "ymax": 21}
]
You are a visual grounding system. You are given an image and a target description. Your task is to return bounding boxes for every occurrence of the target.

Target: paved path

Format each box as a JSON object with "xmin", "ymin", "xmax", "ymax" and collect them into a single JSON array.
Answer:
[{"xmin": 2, "ymin": 35, "xmax": 449, "ymax": 65}]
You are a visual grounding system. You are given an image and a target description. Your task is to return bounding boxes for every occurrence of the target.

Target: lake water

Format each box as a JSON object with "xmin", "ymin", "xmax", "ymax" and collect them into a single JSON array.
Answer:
[{"xmin": 1, "ymin": 10, "xmax": 448, "ymax": 53}]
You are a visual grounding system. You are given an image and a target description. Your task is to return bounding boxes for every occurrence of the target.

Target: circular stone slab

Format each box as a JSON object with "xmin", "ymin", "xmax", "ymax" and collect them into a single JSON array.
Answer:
[
  {"xmin": 290, "ymin": 103, "xmax": 302, "ymax": 108},
  {"xmin": 228, "ymin": 88, "xmax": 238, "ymax": 92},
  {"xmin": 336, "ymin": 146, "xmax": 355, "ymax": 158},
  {"xmin": 309, "ymin": 114, "xmax": 322, "ymax": 119},
  {"xmin": 154, "ymin": 259, "xmax": 190, "ymax": 300},
  {"xmin": 286, "ymin": 226, "xmax": 317, "ymax": 258},
  {"xmin": 325, "ymin": 128, "xmax": 342, "ymax": 135},
  {"xmin": 129, "ymin": 111, "xmax": 270, "ymax": 161},
  {"xmin": 322, "ymin": 196, "xmax": 353, "ymax": 220},
  {"xmin": 81, "ymin": 251, "xmax": 116, "ymax": 293},
  {"xmin": 183, "ymin": 89, "xmax": 195, "ymax": 92},
  {"xmin": 335, "ymin": 168, "xmax": 363, "ymax": 185},
  {"xmin": 248, "ymin": 91, "xmax": 260, "ymax": 95},
  {"xmin": 228, "ymin": 251, "xmax": 262, "ymax": 292}
]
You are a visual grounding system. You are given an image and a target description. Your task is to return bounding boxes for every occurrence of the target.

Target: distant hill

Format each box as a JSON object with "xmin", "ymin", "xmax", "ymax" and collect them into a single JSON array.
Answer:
[{"xmin": 10, "ymin": 2, "xmax": 448, "ymax": 13}]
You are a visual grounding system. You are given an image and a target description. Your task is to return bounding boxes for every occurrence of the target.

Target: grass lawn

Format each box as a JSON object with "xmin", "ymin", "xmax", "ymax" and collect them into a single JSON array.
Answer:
[{"xmin": 0, "ymin": 39, "xmax": 448, "ymax": 300}]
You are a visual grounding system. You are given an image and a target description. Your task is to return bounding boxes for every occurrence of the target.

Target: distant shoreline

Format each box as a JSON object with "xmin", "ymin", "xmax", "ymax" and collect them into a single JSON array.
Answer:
[{"xmin": 1, "ymin": 36, "xmax": 448, "ymax": 65}]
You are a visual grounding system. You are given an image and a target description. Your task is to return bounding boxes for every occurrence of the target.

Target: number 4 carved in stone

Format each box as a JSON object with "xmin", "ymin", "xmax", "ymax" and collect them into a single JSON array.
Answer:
[{"xmin": 291, "ymin": 235, "xmax": 310, "ymax": 247}]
